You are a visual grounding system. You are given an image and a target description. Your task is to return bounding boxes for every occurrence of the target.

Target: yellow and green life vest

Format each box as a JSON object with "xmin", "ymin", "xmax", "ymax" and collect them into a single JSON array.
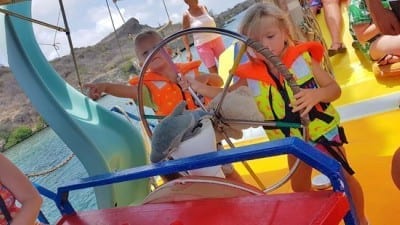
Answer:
[{"xmin": 235, "ymin": 41, "xmax": 340, "ymax": 141}]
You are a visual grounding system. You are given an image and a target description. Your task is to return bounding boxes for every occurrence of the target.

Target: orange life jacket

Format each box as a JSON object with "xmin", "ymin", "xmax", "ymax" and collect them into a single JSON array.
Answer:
[
  {"xmin": 235, "ymin": 41, "xmax": 340, "ymax": 141},
  {"xmin": 129, "ymin": 60, "xmax": 203, "ymax": 116}
]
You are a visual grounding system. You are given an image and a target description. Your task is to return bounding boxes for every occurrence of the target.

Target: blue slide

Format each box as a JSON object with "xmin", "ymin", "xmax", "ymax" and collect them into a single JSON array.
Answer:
[{"xmin": 1, "ymin": 1, "xmax": 150, "ymax": 208}]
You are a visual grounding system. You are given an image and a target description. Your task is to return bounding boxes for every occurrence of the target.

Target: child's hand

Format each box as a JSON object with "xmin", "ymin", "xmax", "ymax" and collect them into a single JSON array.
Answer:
[
  {"xmin": 177, "ymin": 76, "xmax": 190, "ymax": 91},
  {"xmin": 83, "ymin": 83, "xmax": 105, "ymax": 100},
  {"xmin": 377, "ymin": 54, "xmax": 400, "ymax": 65},
  {"xmin": 291, "ymin": 88, "xmax": 320, "ymax": 117},
  {"xmin": 178, "ymin": 76, "xmax": 202, "ymax": 92}
]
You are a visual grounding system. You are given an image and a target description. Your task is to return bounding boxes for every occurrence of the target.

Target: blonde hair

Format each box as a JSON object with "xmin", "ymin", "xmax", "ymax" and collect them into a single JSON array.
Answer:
[
  {"xmin": 134, "ymin": 30, "xmax": 163, "ymax": 52},
  {"xmin": 238, "ymin": 2, "xmax": 295, "ymax": 43}
]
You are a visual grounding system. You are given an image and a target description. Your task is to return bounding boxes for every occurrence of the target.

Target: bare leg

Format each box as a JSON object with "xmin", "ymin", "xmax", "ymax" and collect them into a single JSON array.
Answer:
[
  {"xmin": 392, "ymin": 147, "xmax": 400, "ymax": 189},
  {"xmin": 370, "ymin": 35, "xmax": 400, "ymax": 61},
  {"xmin": 288, "ymin": 151, "xmax": 368, "ymax": 225},
  {"xmin": 322, "ymin": 0, "xmax": 344, "ymax": 49},
  {"xmin": 329, "ymin": 145, "xmax": 368, "ymax": 225},
  {"xmin": 343, "ymin": 169, "xmax": 369, "ymax": 225},
  {"xmin": 287, "ymin": 154, "xmax": 313, "ymax": 191}
]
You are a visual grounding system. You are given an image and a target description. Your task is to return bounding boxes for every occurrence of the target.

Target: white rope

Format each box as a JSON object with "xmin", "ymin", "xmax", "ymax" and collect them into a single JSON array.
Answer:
[{"xmin": 25, "ymin": 153, "xmax": 75, "ymax": 178}]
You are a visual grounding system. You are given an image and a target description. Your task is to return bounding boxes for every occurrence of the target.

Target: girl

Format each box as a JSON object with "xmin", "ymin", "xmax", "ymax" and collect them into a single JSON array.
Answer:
[
  {"xmin": 85, "ymin": 30, "xmax": 223, "ymax": 117},
  {"xmin": 182, "ymin": 2, "xmax": 368, "ymax": 224}
]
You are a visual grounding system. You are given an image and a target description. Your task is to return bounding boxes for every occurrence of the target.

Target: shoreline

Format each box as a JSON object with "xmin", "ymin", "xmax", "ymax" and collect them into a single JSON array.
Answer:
[{"xmin": 0, "ymin": 124, "xmax": 48, "ymax": 152}]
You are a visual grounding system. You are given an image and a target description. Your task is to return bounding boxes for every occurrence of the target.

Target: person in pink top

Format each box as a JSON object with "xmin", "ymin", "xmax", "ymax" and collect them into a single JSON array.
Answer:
[
  {"xmin": 0, "ymin": 154, "xmax": 43, "ymax": 225},
  {"xmin": 182, "ymin": 0, "xmax": 226, "ymax": 74}
]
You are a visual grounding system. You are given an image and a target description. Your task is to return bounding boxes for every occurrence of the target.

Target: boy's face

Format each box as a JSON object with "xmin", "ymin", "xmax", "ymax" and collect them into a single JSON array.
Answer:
[{"xmin": 136, "ymin": 36, "xmax": 168, "ymax": 71}]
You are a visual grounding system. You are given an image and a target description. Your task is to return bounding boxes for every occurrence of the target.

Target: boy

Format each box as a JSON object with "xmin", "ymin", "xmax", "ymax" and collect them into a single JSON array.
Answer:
[
  {"xmin": 84, "ymin": 30, "xmax": 223, "ymax": 116},
  {"xmin": 85, "ymin": 30, "xmax": 244, "ymax": 182}
]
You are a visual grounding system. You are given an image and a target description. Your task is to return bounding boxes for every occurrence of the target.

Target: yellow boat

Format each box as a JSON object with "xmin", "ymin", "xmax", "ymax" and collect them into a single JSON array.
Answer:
[{"xmin": 1, "ymin": 1, "xmax": 399, "ymax": 224}]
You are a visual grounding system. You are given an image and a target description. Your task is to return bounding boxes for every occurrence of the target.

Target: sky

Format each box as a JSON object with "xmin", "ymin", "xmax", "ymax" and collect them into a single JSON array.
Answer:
[{"xmin": 0, "ymin": 0, "xmax": 245, "ymax": 65}]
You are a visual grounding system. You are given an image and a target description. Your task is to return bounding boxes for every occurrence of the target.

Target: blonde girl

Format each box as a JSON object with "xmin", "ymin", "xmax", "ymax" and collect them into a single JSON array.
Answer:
[{"xmin": 182, "ymin": 2, "xmax": 369, "ymax": 225}]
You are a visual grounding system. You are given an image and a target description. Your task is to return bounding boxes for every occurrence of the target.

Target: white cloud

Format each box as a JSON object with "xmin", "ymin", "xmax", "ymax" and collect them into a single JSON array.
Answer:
[{"xmin": 4, "ymin": 0, "xmax": 247, "ymax": 63}]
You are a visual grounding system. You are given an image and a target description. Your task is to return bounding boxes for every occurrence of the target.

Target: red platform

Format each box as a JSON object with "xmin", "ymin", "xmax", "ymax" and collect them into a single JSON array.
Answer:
[{"xmin": 57, "ymin": 191, "xmax": 349, "ymax": 225}]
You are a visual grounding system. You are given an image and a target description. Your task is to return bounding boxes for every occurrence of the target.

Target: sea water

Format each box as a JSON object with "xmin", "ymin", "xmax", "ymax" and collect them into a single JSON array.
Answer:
[
  {"xmin": 4, "ymin": 128, "xmax": 97, "ymax": 224},
  {"xmin": 3, "ymin": 10, "xmax": 249, "ymax": 224}
]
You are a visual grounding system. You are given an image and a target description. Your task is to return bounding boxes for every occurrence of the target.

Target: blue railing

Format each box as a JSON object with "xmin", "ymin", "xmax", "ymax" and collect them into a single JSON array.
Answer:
[{"xmin": 36, "ymin": 137, "xmax": 357, "ymax": 225}]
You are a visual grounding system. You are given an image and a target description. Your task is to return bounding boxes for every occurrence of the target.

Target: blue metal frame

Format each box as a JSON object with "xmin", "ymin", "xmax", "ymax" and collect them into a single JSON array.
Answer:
[{"xmin": 45, "ymin": 137, "xmax": 356, "ymax": 224}]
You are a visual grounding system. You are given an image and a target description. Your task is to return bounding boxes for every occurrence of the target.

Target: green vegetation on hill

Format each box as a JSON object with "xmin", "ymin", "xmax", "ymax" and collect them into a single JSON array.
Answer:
[{"xmin": 4, "ymin": 126, "xmax": 32, "ymax": 149}]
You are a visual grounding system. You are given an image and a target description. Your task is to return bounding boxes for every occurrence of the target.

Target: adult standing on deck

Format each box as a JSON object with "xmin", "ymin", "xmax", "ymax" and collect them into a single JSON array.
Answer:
[
  {"xmin": 321, "ymin": 0, "xmax": 347, "ymax": 56},
  {"xmin": 182, "ymin": 0, "xmax": 225, "ymax": 74}
]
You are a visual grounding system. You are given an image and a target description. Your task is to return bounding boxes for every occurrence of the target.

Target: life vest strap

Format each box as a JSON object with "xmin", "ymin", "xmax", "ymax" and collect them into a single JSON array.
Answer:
[
  {"xmin": 315, "ymin": 127, "xmax": 354, "ymax": 175},
  {"xmin": 309, "ymin": 107, "xmax": 334, "ymax": 124}
]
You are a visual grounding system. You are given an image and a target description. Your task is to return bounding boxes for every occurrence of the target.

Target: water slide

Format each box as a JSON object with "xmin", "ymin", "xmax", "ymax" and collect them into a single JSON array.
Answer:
[{"xmin": 1, "ymin": 1, "xmax": 150, "ymax": 209}]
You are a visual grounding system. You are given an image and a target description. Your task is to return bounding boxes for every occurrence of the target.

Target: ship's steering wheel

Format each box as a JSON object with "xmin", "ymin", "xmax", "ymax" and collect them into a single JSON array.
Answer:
[{"xmin": 137, "ymin": 27, "xmax": 307, "ymax": 192}]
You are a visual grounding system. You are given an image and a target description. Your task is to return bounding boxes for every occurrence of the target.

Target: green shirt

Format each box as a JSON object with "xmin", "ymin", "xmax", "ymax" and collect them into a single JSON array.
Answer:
[{"xmin": 348, "ymin": 0, "xmax": 390, "ymax": 57}]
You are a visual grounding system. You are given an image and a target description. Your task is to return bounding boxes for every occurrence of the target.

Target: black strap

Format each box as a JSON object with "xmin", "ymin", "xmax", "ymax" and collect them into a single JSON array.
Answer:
[
  {"xmin": 308, "ymin": 107, "xmax": 334, "ymax": 123},
  {"xmin": 265, "ymin": 66, "xmax": 301, "ymax": 137},
  {"xmin": 0, "ymin": 194, "xmax": 12, "ymax": 225},
  {"xmin": 316, "ymin": 135, "xmax": 355, "ymax": 175}
]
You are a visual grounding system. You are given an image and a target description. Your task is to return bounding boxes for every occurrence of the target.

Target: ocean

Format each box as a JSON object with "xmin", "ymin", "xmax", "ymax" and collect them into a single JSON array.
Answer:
[{"xmin": 3, "ymin": 10, "xmax": 248, "ymax": 224}]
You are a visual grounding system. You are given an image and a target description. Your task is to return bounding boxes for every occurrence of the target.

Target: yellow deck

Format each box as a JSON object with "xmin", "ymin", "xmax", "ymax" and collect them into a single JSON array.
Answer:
[{"xmin": 233, "ymin": 5, "xmax": 400, "ymax": 225}]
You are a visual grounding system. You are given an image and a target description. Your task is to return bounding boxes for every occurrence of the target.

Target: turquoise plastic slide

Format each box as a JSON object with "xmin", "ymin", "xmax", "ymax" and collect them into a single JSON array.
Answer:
[{"xmin": 1, "ymin": 1, "xmax": 150, "ymax": 208}]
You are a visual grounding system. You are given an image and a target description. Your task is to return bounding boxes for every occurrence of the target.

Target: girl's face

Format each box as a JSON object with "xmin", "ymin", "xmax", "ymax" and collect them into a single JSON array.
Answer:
[{"xmin": 247, "ymin": 17, "xmax": 288, "ymax": 60}]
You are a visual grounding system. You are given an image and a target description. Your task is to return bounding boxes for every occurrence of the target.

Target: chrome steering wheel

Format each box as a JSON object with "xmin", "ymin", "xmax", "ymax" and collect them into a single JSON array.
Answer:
[{"xmin": 137, "ymin": 27, "xmax": 307, "ymax": 193}]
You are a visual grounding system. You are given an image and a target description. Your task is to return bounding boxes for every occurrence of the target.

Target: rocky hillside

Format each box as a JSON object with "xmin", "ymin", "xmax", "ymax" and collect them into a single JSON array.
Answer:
[{"xmin": 0, "ymin": 0, "xmax": 255, "ymax": 150}]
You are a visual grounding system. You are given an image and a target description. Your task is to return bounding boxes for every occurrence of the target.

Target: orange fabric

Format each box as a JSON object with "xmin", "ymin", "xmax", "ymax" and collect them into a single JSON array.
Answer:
[
  {"xmin": 235, "ymin": 60, "xmax": 277, "ymax": 85},
  {"xmin": 281, "ymin": 41, "xmax": 324, "ymax": 68},
  {"xmin": 176, "ymin": 60, "xmax": 202, "ymax": 75},
  {"xmin": 235, "ymin": 42, "xmax": 324, "ymax": 84},
  {"xmin": 129, "ymin": 61, "xmax": 202, "ymax": 116}
]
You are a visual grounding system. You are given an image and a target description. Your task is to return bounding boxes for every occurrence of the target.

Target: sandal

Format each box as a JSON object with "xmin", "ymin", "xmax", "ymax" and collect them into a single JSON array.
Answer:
[{"xmin": 328, "ymin": 43, "xmax": 347, "ymax": 57}]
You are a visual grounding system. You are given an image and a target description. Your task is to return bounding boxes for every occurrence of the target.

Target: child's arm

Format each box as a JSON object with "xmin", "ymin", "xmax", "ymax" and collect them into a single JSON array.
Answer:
[
  {"xmin": 84, "ymin": 83, "xmax": 138, "ymax": 100},
  {"xmin": 197, "ymin": 72, "xmax": 224, "ymax": 87},
  {"xmin": 291, "ymin": 59, "xmax": 341, "ymax": 116},
  {"xmin": 180, "ymin": 76, "xmax": 246, "ymax": 99},
  {"xmin": 0, "ymin": 154, "xmax": 42, "ymax": 225},
  {"xmin": 180, "ymin": 77, "xmax": 222, "ymax": 98}
]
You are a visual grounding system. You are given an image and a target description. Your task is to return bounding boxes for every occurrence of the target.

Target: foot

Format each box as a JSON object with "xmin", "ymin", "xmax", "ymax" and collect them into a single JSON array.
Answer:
[
  {"xmin": 377, "ymin": 54, "xmax": 400, "ymax": 65},
  {"xmin": 328, "ymin": 43, "xmax": 347, "ymax": 57}
]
